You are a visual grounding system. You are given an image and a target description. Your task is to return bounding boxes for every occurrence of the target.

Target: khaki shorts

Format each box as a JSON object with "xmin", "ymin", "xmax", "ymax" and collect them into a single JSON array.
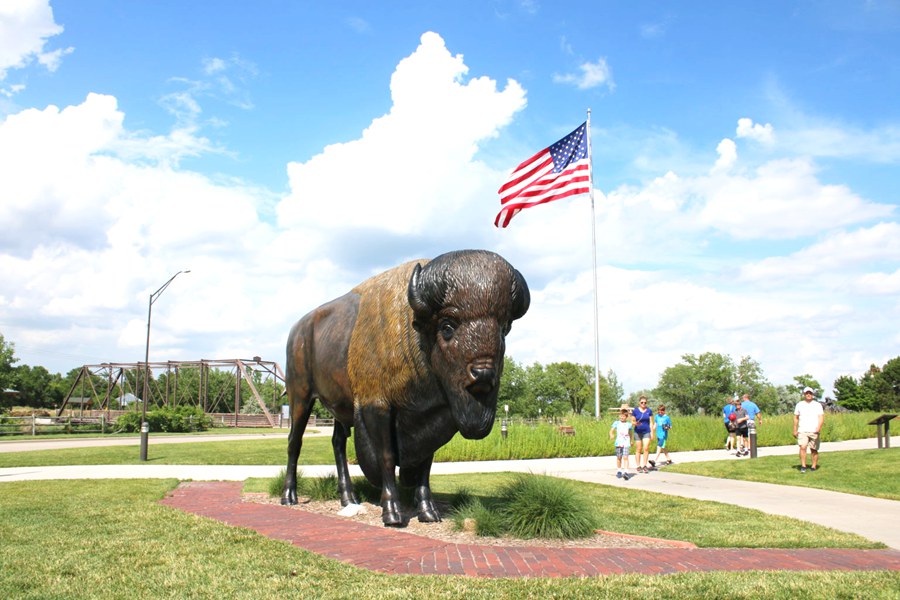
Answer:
[{"xmin": 798, "ymin": 432, "xmax": 820, "ymax": 450}]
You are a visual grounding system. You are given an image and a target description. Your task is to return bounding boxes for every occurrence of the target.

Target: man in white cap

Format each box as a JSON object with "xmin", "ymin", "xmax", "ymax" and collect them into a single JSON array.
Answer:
[{"xmin": 793, "ymin": 386, "xmax": 824, "ymax": 473}]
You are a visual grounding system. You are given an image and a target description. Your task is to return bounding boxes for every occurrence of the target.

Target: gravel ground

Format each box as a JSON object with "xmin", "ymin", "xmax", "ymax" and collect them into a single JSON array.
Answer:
[{"xmin": 242, "ymin": 492, "xmax": 679, "ymax": 549}]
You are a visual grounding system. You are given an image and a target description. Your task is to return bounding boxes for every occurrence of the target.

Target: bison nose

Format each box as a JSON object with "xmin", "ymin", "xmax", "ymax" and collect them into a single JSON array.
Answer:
[{"xmin": 467, "ymin": 361, "xmax": 496, "ymax": 396}]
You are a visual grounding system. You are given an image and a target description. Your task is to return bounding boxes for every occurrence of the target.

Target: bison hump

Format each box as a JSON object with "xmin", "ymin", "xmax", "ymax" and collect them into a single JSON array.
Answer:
[{"xmin": 347, "ymin": 260, "xmax": 430, "ymax": 407}]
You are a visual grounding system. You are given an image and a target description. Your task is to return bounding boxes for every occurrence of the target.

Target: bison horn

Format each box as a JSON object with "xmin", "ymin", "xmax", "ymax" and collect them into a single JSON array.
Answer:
[
  {"xmin": 510, "ymin": 268, "xmax": 530, "ymax": 321},
  {"xmin": 407, "ymin": 263, "xmax": 431, "ymax": 325}
]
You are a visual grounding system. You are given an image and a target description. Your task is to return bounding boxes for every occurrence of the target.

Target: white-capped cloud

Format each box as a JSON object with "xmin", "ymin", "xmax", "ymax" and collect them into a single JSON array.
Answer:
[
  {"xmin": 736, "ymin": 117, "xmax": 775, "ymax": 144},
  {"xmin": 0, "ymin": 0, "xmax": 72, "ymax": 91},
  {"xmin": 553, "ymin": 58, "xmax": 614, "ymax": 90},
  {"xmin": 278, "ymin": 32, "xmax": 526, "ymax": 235},
  {"xmin": 713, "ymin": 138, "xmax": 738, "ymax": 171}
]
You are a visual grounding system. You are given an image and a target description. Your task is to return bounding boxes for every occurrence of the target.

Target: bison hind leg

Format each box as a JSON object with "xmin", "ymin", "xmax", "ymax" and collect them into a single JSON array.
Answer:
[{"xmin": 331, "ymin": 422, "xmax": 359, "ymax": 506}]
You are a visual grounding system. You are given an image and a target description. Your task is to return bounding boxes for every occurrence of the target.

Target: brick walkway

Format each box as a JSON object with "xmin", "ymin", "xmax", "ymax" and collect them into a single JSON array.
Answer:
[{"xmin": 160, "ymin": 481, "xmax": 900, "ymax": 578}]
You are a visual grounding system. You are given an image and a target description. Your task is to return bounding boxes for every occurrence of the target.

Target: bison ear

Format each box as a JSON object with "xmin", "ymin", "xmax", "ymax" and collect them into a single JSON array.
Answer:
[
  {"xmin": 510, "ymin": 268, "xmax": 530, "ymax": 321},
  {"xmin": 407, "ymin": 263, "xmax": 431, "ymax": 328}
]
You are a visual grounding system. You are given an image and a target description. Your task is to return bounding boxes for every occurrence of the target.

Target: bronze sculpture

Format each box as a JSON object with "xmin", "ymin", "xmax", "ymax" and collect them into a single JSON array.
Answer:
[{"xmin": 281, "ymin": 250, "xmax": 530, "ymax": 526}]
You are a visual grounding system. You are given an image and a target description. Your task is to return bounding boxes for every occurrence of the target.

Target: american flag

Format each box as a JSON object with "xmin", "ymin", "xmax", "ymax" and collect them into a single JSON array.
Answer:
[{"xmin": 494, "ymin": 122, "xmax": 591, "ymax": 228}]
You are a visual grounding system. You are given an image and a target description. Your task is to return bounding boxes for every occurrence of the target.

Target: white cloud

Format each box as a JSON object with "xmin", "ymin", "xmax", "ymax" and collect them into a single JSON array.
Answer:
[
  {"xmin": 736, "ymin": 117, "xmax": 775, "ymax": 144},
  {"xmin": 739, "ymin": 222, "xmax": 900, "ymax": 286},
  {"xmin": 698, "ymin": 158, "xmax": 894, "ymax": 239},
  {"xmin": 0, "ymin": 0, "xmax": 72, "ymax": 89},
  {"xmin": 713, "ymin": 138, "xmax": 737, "ymax": 171},
  {"xmin": 856, "ymin": 268, "xmax": 900, "ymax": 295},
  {"xmin": 553, "ymin": 58, "xmax": 614, "ymax": 90},
  {"xmin": 277, "ymin": 32, "xmax": 526, "ymax": 235}
]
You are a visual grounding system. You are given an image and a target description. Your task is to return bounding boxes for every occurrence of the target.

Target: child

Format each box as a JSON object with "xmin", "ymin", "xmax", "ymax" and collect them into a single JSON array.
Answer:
[
  {"xmin": 725, "ymin": 412, "xmax": 738, "ymax": 451},
  {"xmin": 650, "ymin": 404, "xmax": 673, "ymax": 467},
  {"xmin": 610, "ymin": 408, "xmax": 635, "ymax": 480}
]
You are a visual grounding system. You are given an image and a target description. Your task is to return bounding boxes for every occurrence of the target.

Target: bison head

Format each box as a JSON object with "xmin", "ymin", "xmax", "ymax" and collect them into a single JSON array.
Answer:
[{"xmin": 407, "ymin": 250, "xmax": 529, "ymax": 439}]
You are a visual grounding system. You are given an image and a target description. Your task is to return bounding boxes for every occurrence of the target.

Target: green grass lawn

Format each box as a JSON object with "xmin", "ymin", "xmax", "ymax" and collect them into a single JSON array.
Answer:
[
  {"xmin": 0, "ymin": 426, "xmax": 291, "ymax": 440},
  {"xmin": 1, "ymin": 479, "xmax": 896, "ymax": 600},
  {"xmin": 668, "ymin": 448, "xmax": 900, "ymax": 501},
  {"xmin": 0, "ymin": 436, "xmax": 330, "ymax": 467}
]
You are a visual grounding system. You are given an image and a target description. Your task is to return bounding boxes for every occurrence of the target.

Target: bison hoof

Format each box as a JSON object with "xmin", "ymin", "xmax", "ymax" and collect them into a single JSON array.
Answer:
[
  {"xmin": 281, "ymin": 489, "xmax": 298, "ymax": 506},
  {"xmin": 417, "ymin": 501, "xmax": 442, "ymax": 523},
  {"xmin": 381, "ymin": 500, "xmax": 403, "ymax": 527},
  {"xmin": 340, "ymin": 491, "xmax": 360, "ymax": 507}
]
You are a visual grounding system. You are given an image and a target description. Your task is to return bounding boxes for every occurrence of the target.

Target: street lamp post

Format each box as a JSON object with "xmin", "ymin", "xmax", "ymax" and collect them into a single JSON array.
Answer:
[{"xmin": 140, "ymin": 270, "xmax": 190, "ymax": 461}]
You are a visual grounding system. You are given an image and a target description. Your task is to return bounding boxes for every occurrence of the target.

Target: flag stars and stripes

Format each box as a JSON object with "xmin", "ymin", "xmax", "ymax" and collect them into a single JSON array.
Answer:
[
  {"xmin": 549, "ymin": 124, "xmax": 588, "ymax": 173},
  {"xmin": 494, "ymin": 121, "xmax": 592, "ymax": 228}
]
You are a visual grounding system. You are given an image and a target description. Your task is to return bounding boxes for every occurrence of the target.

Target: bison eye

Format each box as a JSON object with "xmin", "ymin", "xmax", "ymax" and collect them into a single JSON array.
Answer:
[{"xmin": 439, "ymin": 319, "xmax": 456, "ymax": 341}]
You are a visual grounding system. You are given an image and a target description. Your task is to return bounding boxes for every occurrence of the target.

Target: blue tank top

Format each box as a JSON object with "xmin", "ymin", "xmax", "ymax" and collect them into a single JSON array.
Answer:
[{"xmin": 633, "ymin": 407, "xmax": 652, "ymax": 434}]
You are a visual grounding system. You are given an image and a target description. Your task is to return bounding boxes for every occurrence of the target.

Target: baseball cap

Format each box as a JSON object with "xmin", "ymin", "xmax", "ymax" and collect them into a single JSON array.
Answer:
[{"xmin": 802, "ymin": 386, "xmax": 815, "ymax": 394}]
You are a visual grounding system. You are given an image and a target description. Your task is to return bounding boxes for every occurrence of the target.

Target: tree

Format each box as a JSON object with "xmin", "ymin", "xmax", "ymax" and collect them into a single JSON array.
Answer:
[
  {"xmin": 545, "ymin": 361, "xmax": 593, "ymax": 415},
  {"xmin": 789, "ymin": 374, "xmax": 822, "ymax": 395},
  {"xmin": 12, "ymin": 365, "xmax": 65, "ymax": 409},
  {"xmin": 524, "ymin": 363, "xmax": 569, "ymax": 418},
  {"xmin": 0, "ymin": 333, "xmax": 18, "ymax": 391},
  {"xmin": 833, "ymin": 374, "xmax": 870, "ymax": 411},
  {"xmin": 498, "ymin": 357, "xmax": 531, "ymax": 416},
  {"xmin": 628, "ymin": 389, "xmax": 657, "ymax": 406},
  {"xmin": 600, "ymin": 369, "xmax": 625, "ymax": 413},
  {"xmin": 655, "ymin": 352, "xmax": 736, "ymax": 415},
  {"xmin": 878, "ymin": 356, "xmax": 900, "ymax": 410}
]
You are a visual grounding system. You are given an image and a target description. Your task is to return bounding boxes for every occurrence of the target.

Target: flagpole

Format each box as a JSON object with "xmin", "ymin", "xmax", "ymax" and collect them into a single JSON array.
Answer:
[{"xmin": 587, "ymin": 109, "xmax": 601, "ymax": 419}]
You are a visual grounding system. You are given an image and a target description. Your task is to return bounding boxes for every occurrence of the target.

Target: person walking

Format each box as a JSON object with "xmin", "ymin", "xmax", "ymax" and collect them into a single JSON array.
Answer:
[
  {"xmin": 733, "ymin": 398, "xmax": 750, "ymax": 457},
  {"xmin": 632, "ymin": 395, "xmax": 655, "ymax": 473},
  {"xmin": 723, "ymin": 397, "xmax": 737, "ymax": 451},
  {"xmin": 741, "ymin": 393, "xmax": 761, "ymax": 427},
  {"xmin": 650, "ymin": 404, "xmax": 673, "ymax": 467},
  {"xmin": 793, "ymin": 386, "xmax": 825, "ymax": 473},
  {"xmin": 610, "ymin": 408, "xmax": 635, "ymax": 480}
]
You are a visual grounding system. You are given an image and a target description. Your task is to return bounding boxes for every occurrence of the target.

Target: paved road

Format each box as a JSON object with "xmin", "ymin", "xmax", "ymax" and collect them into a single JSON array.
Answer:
[
  {"xmin": 1, "ymin": 434, "xmax": 897, "ymax": 549},
  {"xmin": 0, "ymin": 431, "xmax": 301, "ymax": 452}
]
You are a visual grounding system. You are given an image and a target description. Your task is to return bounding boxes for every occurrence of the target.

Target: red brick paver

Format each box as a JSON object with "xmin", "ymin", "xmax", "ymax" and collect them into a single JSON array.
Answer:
[{"xmin": 160, "ymin": 481, "xmax": 900, "ymax": 578}]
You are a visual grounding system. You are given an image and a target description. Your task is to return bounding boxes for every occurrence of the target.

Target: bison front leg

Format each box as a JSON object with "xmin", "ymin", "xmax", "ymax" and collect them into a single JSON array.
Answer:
[
  {"xmin": 357, "ymin": 404, "xmax": 403, "ymax": 527},
  {"xmin": 402, "ymin": 457, "xmax": 441, "ymax": 522},
  {"xmin": 331, "ymin": 422, "xmax": 359, "ymax": 506},
  {"xmin": 281, "ymin": 397, "xmax": 314, "ymax": 505}
]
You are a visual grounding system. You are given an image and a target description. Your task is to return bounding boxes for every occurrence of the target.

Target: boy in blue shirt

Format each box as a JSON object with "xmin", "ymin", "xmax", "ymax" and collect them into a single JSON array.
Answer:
[{"xmin": 651, "ymin": 404, "xmax": 673, "ymax": 467}]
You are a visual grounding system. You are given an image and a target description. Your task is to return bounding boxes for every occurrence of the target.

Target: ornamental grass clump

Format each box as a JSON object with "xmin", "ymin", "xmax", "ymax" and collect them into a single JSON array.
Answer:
[
  {"xmin": 498, "ymin": 473, "xmax": 597, "ymax": 539},
  {"xmin": 299, "ymin": 473, "xmax": 340, "ymax": 501},
  {"xmin": 450, "ymin": 497, "xmax": 504, "ymax": 537},
  {"xmin": 268, "ymin": 468, "xmax": 288, "ymax": 497}
]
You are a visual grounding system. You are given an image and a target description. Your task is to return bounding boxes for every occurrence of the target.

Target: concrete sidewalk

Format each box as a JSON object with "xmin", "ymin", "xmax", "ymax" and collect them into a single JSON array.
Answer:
[{"xmin": 1, "ymin": 436, "xmax": 897, "ymax": 549}]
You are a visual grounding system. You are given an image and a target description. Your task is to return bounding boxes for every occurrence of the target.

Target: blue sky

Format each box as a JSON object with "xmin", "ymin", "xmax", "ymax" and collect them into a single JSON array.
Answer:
[{"xmin": 1, "ymin": 0, "xmax": 899, "ymax": 397}]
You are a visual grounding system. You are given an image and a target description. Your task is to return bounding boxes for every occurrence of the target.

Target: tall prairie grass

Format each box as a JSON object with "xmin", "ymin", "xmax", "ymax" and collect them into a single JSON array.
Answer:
[{"xmin": 433, "ymin": 411, "xmax": 884, "ymax": 462}]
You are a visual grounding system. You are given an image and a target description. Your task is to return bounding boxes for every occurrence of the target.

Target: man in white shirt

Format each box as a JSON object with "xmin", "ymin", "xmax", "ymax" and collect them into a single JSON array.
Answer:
[{"xmin": 793, "ymin": 386, "xmax": 825, "ymax": 473}]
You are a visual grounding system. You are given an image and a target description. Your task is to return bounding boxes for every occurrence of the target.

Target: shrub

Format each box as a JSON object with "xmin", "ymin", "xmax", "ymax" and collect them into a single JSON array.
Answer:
[
  {"xmin": 448, "ymin": 474, "xmax": 598, "ymax": 540},
  {"xmin": 115, "ymin": 406, "xmax": 212, "ymax": 433},
  {"xmin": 499, "ymin": 474, "xmax": 597, "ymax": 539},
  {"xmin": 451, "ymin": 497, "xmax": 504, "ymax": 537},
  {"xmin": 449, "ymin": 485, "xmax": 474, "ymax": 510},
  {"xmin": 268, "ymin": 468, "xmax": 288, "ymax": 497},
  {"xmin": 299, "ymin": 473, "xmax": 340, "ymax": 501}
]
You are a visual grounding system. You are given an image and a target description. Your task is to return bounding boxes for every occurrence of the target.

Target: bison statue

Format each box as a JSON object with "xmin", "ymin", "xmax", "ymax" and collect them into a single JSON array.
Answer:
[{"xmin": 281, "ymin": 249, "xmax": 530, "ymax": 526}]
